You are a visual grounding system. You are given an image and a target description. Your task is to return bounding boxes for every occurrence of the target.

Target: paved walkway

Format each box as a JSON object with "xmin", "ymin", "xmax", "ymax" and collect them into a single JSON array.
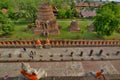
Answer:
[
  {"xmin": 0, "ymin": 61, "xmax": 120, "ymax": 77},
  {"xmin": 0, "ymin": 47, "xmax": 119, "ymax": 61},
  {"xmin": 0, "ymin": 75, "xmax": 120, "ymax": 80},
  {"xmin": 0, "ymin": 47, "xmax": 119, "ymax": 79}
]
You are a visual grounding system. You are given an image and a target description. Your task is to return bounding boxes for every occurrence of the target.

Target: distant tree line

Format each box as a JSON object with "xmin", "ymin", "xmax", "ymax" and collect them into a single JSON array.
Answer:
[{"xmin": 0, "ymin": 0, "xmax": 73, "ymax": 21}]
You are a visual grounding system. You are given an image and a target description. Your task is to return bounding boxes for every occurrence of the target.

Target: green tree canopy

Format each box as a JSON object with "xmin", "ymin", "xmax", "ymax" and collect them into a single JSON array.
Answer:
[
  {"xmin": 2, "ymin": 19, "xmax": 14, "ymax": 35},
  {"xmin": 71, "ymin": 2, "xmax": 76, "ymax": 10},
  {"xmin": 0, "ymin": 0, "xmax": 15, "ymax": 35},
  {"xmin": 0, "ymin": 0, "xmax": 16, "ymax": 20},
  {"xmin": 65, "ymin": 9, "xmax": 73, "ymax": 18},
  {"xmin": 14, "ymin": 0, "xmax": 40, "ymax": 22},
  {"xmin": 94, "ymin": 2, "xmax": 120, "ymax": 36},
  {"xmin": 58, "ymin": 9, "xmax": 67, "ymax": 19}
]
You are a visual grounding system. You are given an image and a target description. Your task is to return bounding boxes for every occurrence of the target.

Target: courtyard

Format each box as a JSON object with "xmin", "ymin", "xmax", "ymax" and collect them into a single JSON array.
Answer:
[{"xmin": 0, "ymin": 47, "xmax": 119, "ymax": 78}]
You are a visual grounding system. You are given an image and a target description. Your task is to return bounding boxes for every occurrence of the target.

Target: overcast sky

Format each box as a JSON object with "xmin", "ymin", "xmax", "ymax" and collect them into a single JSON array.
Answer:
[{"xmin": 102, "ymin": 0, "xmax": 120, "ymax": 2}]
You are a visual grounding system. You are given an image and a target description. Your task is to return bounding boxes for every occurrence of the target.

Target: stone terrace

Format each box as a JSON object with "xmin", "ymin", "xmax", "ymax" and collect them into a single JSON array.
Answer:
[{"xmin": 0, "ymin": 47, "xmax": 119, "ymax": 79}]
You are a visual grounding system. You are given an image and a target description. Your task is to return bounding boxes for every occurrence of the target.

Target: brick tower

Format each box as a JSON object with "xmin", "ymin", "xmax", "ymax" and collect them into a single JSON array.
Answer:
[{"xmin": 34, "ymin": 3, "xmax": 60, "ymax": 36}]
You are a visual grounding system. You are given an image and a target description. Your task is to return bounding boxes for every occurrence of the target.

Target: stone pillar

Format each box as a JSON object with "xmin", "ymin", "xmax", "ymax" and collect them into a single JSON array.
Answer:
[
  {"xmin": 50, "ymin": 54, "xmax": 53, "ymax": 57},
  {"xmin": 60, "ymin": 54, "xmax": 63, "ymax": 57},
  {"xmin": 80, "ymin": 51, "xmax": 83, "ymax": 56},
  {"xmin": 98, "ymin": 49, "xmax": 103, "ymax": 56},
  {"xmin": 19, "ymin": 53, "xmax": 22, "ymax": 58},
  {"xmin": 40, "ymin": 55, "xmax": 43, "ymax": 57},
  {"xmin": 70, "ymin": 52, "xmax": 73, "ymax": 57},
  {"xmin": 115, "ymin": 51, "xmax": 119, "ymax": 55},
  {"xmin": 89, "ymin": 50, "xmax": 93, "ymax": 56},
  {"xmin": 8, "ymin": 53, "xmax": 12, "ymax": 58},
  {"xmin": 106, "ymin": 53, "xmax": 109, "ymax": 56}
]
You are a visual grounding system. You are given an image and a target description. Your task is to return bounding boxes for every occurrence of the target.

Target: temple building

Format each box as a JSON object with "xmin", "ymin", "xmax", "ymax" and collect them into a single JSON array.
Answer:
[{"xmin": 33, "ymin": 3, "xmax": 60, "ymax": 36}]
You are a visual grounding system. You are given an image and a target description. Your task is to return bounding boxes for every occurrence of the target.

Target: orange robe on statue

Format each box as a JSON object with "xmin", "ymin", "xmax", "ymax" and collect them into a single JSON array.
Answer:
[
  {"xmin": 21, "ymin": 70, "xmax": 38, "ymax": 80},
  {"xmin": 96, "ymin": 71, "xmax": 102, "ymax": 78},
  {"xmin": 36, "ymin": 40, "xmax": 41, "ymax": 45}
]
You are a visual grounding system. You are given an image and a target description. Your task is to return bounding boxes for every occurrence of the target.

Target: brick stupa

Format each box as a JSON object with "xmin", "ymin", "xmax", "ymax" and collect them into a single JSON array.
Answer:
[
  {"xmin": 34, "ymin": 3, "xmax": 60, "ymax": 36},
  {"xmin": 68, "ymin": 20, "xmax": 80, "ymax": 32}
]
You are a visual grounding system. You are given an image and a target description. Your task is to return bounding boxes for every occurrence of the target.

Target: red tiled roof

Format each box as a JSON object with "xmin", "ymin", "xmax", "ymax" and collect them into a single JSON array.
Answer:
[
  {"xmin": 90, "ymin": 3, "xmax": 95, "ymax": 7},
  {"xmin": 94, "ymin": 3, "xmax": 99, "ymax": 7},
  {"xmin": 81, "ymin": 11, "xmax": 96, "ymax": 17},
  {"xmin": 76, "ymin": 2, "xmax": 83, "ymax": 7},
  {"xmin": 79, "ymin": 2, "xmax": 83, "ymax": 6},
  {"xmin": 83, "ymin": 3, "xmax": 89, "ymax": 7},
  {"xmin": 76, "ymin": 2, "xmax": 104, "ymax": 7}
]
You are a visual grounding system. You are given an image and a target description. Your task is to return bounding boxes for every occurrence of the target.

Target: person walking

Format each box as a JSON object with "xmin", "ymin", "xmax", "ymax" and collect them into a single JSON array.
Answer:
[{"xmin": 23, "ymin": 48, "xmax": 26, "ymax": 52}]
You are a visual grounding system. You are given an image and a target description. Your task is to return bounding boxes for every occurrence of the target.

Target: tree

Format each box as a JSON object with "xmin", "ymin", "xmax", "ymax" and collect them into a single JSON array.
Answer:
[
  {"xmin": 65, "ymin": 9, "xmax": 73, "ymax": 18},
  {"xmin": 14, "ymin": 0, "xmax": 39, "ymax": 22},
  {"xmin": 0, "ymin": 0, "xmax": 16, "ymax": 20},
  {"xmin": 58, "ymin": 9, "xmax": 67, "ymax": 19},
  {"xmin": 2, "ymin": 19, "xmax": 14, "ymax": 35},
  {"xmin": 0, "ymin": 1, "xmax": 14, "ymax": 35},
  {"xmin": 93, "ymin": 2, "xmax": 120, "ymax": 36},
  {"xmin": 72, "ymin": 8, "xmax": 80, "ymax": 17},
  {"xmin": 0, "ymin": 0, "xmax": 15, "ymax": 9},
  {"xmin": 51, "ymin": 0, "xmax": 67, "ymax": 9},
  {"xmin": 0, "ymin": 13, "xmax": 14, "ymax": 36},
  {"xmin": 71, "ymin": 2, "xmax": 76, "ymax": 10}
]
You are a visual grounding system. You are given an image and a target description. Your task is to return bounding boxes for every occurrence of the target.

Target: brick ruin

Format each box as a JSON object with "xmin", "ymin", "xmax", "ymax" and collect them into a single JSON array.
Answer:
[
  {"xmin": 68, "ymin": 20, "xmax": 80, "ymax": 32},
  {"xmin": 88, "ymin": 23, "xmax": 94, "ymax": 32},
  {"xmin": 33, "ymin": 3, "xmax": 60, "ymax": 36}
]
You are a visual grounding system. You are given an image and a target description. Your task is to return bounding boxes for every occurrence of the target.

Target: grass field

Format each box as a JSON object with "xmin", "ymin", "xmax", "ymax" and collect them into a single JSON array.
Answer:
[{"xmin": 0, "ymin": 19, "xmax": 120, "ymax": 40}]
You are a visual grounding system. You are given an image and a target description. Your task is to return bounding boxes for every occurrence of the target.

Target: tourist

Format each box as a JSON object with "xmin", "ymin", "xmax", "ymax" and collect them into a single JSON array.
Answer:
[
  {"xmin": 23, "ymin": 48, "xmax": 26, "ymax": 52},
  {"xmin": 30, "ymin": 51, "xmax": 34, "ymax": 55}
]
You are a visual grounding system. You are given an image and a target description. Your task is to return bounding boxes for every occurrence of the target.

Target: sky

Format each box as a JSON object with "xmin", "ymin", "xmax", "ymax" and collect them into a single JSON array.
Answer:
[{"xmin": 102, "ymin": 0, "xmax": 120, "ymax": 2}]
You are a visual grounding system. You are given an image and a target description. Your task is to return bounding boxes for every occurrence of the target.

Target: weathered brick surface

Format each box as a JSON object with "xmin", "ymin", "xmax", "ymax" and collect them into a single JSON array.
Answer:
[
  {"xmin": 0, "ymin": 75, "xmax": 120, "ymax": 80},
  {"xmin": 0, "ymin": 47, "xmax": 119, "ymax": 61},
  {"xmin": 0, "ymin": 47, "xmax": 119, "ymax": 79}
]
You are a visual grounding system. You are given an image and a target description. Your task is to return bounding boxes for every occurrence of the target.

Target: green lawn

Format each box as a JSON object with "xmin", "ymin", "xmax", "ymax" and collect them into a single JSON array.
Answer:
[
  {"xmin": 103, "ymin": 32, "xmax": 120, "ymax": 40},
  {"xmin": 10, "ymin": 23, "xmax": 47, "ymax": 40},
  {"xmin": 0, "ymin": 19, "xmax": 120, "ymax": 40},
  {"xmin": 52, "ymin": 20, "xmax": 96, "ymax": 40}
]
